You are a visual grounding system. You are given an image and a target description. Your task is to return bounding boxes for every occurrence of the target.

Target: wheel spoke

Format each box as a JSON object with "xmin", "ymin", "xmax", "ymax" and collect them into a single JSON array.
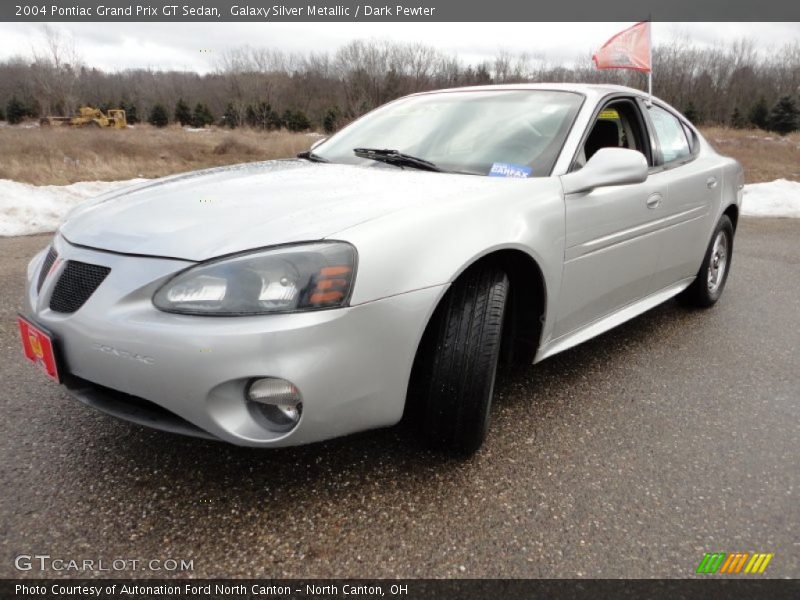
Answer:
[{"xmin": 707, "ymin": 231, "xmax": 729, "ymax": 293}]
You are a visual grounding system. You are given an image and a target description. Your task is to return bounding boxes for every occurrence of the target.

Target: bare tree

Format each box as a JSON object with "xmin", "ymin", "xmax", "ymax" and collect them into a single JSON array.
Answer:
[
  {"xmin": 2, "ymin": 36, "xmax": 799, "ymax": 130},
  {"xmin": 30, "ymin": 25, "xmax": 83, "ymax": 115}
]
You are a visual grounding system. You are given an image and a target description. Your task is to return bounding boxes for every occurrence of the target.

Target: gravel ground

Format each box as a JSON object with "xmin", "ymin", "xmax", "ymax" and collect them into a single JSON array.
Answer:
[{"xmin": 1, "ymin": 218, "xmax": 798, "ymax": 579}]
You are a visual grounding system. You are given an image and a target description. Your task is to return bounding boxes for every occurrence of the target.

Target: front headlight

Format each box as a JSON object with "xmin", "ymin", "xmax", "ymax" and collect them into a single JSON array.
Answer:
[{"xmin": 153, "ymin": 242, "xmax": 356, "ymax": 315}]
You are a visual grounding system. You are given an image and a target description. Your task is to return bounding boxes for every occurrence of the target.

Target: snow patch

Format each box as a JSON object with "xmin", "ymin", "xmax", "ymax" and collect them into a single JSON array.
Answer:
[
  {"xmin": 0, "ymin": 178, "xmax": 147, "ymax": 237},
  {"xmin": 741, "ymin": 179, "xmax": 800, "ymax": 218}
]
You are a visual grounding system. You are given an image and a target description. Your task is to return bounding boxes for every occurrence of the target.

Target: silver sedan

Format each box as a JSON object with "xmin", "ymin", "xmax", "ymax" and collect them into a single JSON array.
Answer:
[{"xmin": 20, "ymin": 84, "xmax": 742, "ymax": 454}]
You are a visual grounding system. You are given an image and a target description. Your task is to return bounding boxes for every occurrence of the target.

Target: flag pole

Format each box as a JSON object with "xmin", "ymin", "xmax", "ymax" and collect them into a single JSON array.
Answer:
[{"xmin": 647, "ymin": 20, "xmax": 653, "ymax": 107}]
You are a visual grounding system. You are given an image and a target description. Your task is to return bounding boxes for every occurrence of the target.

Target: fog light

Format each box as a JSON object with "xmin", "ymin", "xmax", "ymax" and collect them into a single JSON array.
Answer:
[{"xmin": 246, "ymin": 378, "xmax": 302, "ymax": 432}]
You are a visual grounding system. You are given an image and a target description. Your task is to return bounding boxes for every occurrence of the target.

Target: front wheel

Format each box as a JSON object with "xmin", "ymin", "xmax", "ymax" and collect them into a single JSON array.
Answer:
[
  {"xmin": 414, "ymin": 265, "xmax": 509, "ymax": 455},
  {"xmin": 679, "ymin": 215, "xmax": 734, "ymax": 307}
]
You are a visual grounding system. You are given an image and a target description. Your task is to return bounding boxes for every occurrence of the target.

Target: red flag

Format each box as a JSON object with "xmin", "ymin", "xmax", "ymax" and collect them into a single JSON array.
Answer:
[{"xmin": 592, "ymin": 22, "xmax": 651, "ymax": 73}]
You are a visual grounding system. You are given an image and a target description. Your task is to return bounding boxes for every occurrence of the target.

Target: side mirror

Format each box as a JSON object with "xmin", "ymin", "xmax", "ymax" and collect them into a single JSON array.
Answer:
[
  {"xmin": 561, "ymin": 147, "xmax": 648, "ymax": 195},
  {"xmin": 310, "ymin": 137, "xmax": 327, "ymax": 151}
]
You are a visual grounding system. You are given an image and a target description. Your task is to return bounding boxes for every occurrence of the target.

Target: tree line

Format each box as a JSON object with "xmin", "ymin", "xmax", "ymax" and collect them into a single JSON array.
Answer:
[{"xmin": 1, "ymin": 33, "xmax": 799, "ymax": 134}]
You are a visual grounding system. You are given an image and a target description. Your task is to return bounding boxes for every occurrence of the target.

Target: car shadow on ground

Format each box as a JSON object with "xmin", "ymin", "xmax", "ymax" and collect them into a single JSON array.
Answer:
[
  {"xmin": 54, "ymin": 298, "xmax": 699, "ymax": 499},
  {"xmin": 3, "ymin": 293, "xmax": 715, "ymax": 576}
]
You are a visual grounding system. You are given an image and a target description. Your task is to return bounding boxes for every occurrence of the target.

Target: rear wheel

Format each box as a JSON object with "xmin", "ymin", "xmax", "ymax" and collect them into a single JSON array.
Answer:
[
  {"xmin": 679, "ymin": 215, "xmax": 734, "ymax": 307},
  {"xmin": 413, "ymin": 264, "xmax": 509, "ymax": 455}
]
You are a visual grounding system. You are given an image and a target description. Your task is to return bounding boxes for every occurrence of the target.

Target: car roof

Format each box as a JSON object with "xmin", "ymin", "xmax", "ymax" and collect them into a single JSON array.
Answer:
[{"xmin": 413, "ymin": 83, "xmax": 648, "ymax": 101}]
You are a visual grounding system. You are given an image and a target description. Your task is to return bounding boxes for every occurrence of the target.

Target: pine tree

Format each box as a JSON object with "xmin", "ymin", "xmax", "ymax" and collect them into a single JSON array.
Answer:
[
  {"xmin": 766, "ymin": 95, "xmax": 799, "ymax": 135},
  {"xmin": 730, "ymin": 107, "xmax": 745, "ymax": 128},
  {"xmin": 222, "ymin": 103, "xmax": 239, "ymax": 128},
  {"xmin": 323, "ymin": 106, "xmax": 339, "ymax": 133},
  {"xmin": 266, "ymin": 106, "xmax": 283, "ymax": 130},
  {"xmin": 192, "ymin": 103, "xmax": 214, "ymax": 128},
  {"xmin": 283, "ymin": 109, "xmax": 310, "ymax": 132},
  {"xmin": 174, "ymin": 99, "xmax": 192, "ymax": 126},
  {"xmin": 245, "ymin": 104, "xmax": 257, "ymax": 128},
  {"xmin": 748, "ymin": 96, "xmax": 769, "ymax": 130},
  {"xmin": 120, "ymin": 99, "xmax": 138, "ymax": 124},
  {"xmin": 248, "ymin": 102, "xmax": 281, "ymax": 130},
  {"xmin": 282, "ymin": 110, "xmax": 294, "ymax": 130},
  {"xmin": 475, "ymin": 63, "xmax": 492, "ymax": 85},
  {"xmin": 148, "ymin": 103, "xmax": 169, "ymax": 127},
  {"xmin": 0, "ymin": 104, "xmax": 5, "ymax": 121},
  {"xmin": 683, "ymin": 102, "xmax": 700, "ymax": 124},
  {"xmin": 6, "ymin": 96, "xmax": 27, "ymax": 124},
  {"xmin": 294, "ymin": 110, "xmax": 311, "ymax": 131}
]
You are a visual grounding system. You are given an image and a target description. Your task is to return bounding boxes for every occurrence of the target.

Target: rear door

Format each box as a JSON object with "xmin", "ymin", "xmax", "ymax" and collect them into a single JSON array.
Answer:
[
  {"xmin": 642, "ymin": 103, "xmax": 721, "ymax": 291},
  {"xmin": 555, "ymin": 97, "xmax": 665, "ymax": 338}
]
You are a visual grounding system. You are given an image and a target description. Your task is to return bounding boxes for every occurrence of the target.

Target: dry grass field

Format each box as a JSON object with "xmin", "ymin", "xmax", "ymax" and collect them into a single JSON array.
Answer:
[
  {"xmin": 0, "ymin": 123, "xmax": 797, "ymax": 186},
  {"xmin": 0, "ymin": 125, "xmax": 316, "ymax": 185},
  {"xmin": 702, "ymin": 127, "xmax": 800, "ymax": 184}
]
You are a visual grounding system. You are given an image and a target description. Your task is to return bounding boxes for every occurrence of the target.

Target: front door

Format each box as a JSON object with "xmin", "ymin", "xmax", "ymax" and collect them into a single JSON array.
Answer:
[{"xmin": 554, "ymin": 98, "xmax": 664, "ymax": 338}]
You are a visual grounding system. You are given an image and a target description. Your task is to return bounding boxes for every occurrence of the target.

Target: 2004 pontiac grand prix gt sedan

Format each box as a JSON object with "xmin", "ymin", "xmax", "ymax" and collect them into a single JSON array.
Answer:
[{"xmin": 20, "ymin": 84, "xmax": 743, "ymax": 454}]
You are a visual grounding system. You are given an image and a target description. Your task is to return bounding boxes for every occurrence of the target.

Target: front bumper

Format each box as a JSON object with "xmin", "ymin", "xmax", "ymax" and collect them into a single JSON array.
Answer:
[{"xmin": 25, "ymin": 235, "xmax": 445, "ymax": 446}]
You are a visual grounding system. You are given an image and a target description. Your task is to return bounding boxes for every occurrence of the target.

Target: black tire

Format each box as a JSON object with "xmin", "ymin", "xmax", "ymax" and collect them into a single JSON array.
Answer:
[
  {"xmin": 679, "ymin": 215, "xmax": 734, "ymax": 308},
  {"xmin": 415, "ymin": 264, "xmax": 509, "ymax": 455}
]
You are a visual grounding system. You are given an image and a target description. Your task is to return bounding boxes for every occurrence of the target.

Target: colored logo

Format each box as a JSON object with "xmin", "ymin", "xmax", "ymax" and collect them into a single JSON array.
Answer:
[{"xmin": 696, "ymin": 552, "xmax": 773, "ymax": 574}]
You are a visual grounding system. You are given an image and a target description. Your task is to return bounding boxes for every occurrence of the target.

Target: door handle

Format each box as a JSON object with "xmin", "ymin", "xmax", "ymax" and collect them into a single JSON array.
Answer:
[
  {"xmin": 646, "ymin": 193, "xmax": 662, "ymax": 209},
  {"xmin": 706, "ymin": 176, "xmax": 718, "ymax": 189}
]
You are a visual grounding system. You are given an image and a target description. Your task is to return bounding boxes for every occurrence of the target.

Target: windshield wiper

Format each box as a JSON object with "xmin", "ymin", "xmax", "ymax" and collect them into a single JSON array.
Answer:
[
  {"xmin": 296, "ymin": 150, "xmax": 329, "ymax": 163},
  {"xmin": 353, "ymin": 148, "xmax": 443, "ymax": 172}
]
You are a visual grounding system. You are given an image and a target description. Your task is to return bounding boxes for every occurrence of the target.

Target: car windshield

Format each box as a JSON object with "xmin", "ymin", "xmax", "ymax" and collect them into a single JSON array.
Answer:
[{"xmin": 313, "ymin": 90, "xmax": 584, "ymax": 177}]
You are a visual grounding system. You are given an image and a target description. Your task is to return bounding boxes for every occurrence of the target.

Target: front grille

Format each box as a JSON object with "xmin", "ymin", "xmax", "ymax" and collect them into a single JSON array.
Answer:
[
  {"xmin": 49, "ymin": 260, "xmax": 111, "ymax": 313},
  {"xmin": 36, "ymin": 247, "xmax": 58, "ymax": 293}
]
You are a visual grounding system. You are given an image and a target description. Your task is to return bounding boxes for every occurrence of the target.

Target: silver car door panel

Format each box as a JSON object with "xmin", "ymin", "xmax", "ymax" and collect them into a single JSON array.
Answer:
[
  {"xmin": 556, "ymin": 180, "xmax": 663, "ymax": 337},
  {"xmin": 649, "ymin": 159, "xmax": 720, "ymax": 290}
]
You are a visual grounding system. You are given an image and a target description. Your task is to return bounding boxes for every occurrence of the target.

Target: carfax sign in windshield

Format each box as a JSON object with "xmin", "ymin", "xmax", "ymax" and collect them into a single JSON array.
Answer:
[{"xmin": 489, "ymin": 162, "xmax": 533, "ymax": 178}]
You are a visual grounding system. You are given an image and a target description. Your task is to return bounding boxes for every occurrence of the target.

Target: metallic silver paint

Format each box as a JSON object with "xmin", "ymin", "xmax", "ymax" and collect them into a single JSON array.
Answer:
[
  {"xmin": 24, "ymin": 84, "xmax": 743, "ymax": 446},
  {"xmin": 561, "ymin": 147, "xmax": 648, "ymax": 194}
]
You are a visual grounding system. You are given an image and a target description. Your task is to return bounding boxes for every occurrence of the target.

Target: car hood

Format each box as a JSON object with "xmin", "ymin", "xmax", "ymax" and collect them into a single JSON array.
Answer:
[{"xmin": 60, "ymin": 160, "xmax": 506, "ymax": 261}]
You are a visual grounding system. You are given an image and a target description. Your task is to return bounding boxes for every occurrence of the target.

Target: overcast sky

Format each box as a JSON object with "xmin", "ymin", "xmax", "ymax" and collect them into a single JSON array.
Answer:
[{"xmin": 0, "ymin": 22, "xmax": 798, "ymax": 72}]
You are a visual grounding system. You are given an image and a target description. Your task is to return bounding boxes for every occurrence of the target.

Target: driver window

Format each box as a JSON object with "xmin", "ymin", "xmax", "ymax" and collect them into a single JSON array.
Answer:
[{"xmin": 574, "ymin": 100, "xmax": 648, "ymax": 170}]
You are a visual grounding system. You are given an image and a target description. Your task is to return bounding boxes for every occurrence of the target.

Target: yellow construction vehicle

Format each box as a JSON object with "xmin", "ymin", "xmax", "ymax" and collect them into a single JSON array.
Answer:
[{"xmin": 40, "ymin": 106, "xmax": 127, "ymax": 129}]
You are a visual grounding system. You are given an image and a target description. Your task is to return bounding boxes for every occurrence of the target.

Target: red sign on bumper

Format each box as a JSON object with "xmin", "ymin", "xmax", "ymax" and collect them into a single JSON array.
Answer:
[{"xmin": 18, "ymin": 316, "xmax": 60, "ymax": 383}]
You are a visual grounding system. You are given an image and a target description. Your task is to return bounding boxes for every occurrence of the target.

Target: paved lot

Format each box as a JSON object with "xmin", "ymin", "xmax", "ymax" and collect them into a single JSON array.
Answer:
[{"xmin": 1, "ymin": 219, "xmax": 798, "ymax": 579}]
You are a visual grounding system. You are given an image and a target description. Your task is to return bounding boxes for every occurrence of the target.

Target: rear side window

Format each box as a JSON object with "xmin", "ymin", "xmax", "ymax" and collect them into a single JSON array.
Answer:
[
  {"xmin": 649, "ymin": 105, "xmax": 691, "ymax": 163},
  {"xmin": 681, "ymin": 122, "xmax": 698, "ymax": 153}
]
